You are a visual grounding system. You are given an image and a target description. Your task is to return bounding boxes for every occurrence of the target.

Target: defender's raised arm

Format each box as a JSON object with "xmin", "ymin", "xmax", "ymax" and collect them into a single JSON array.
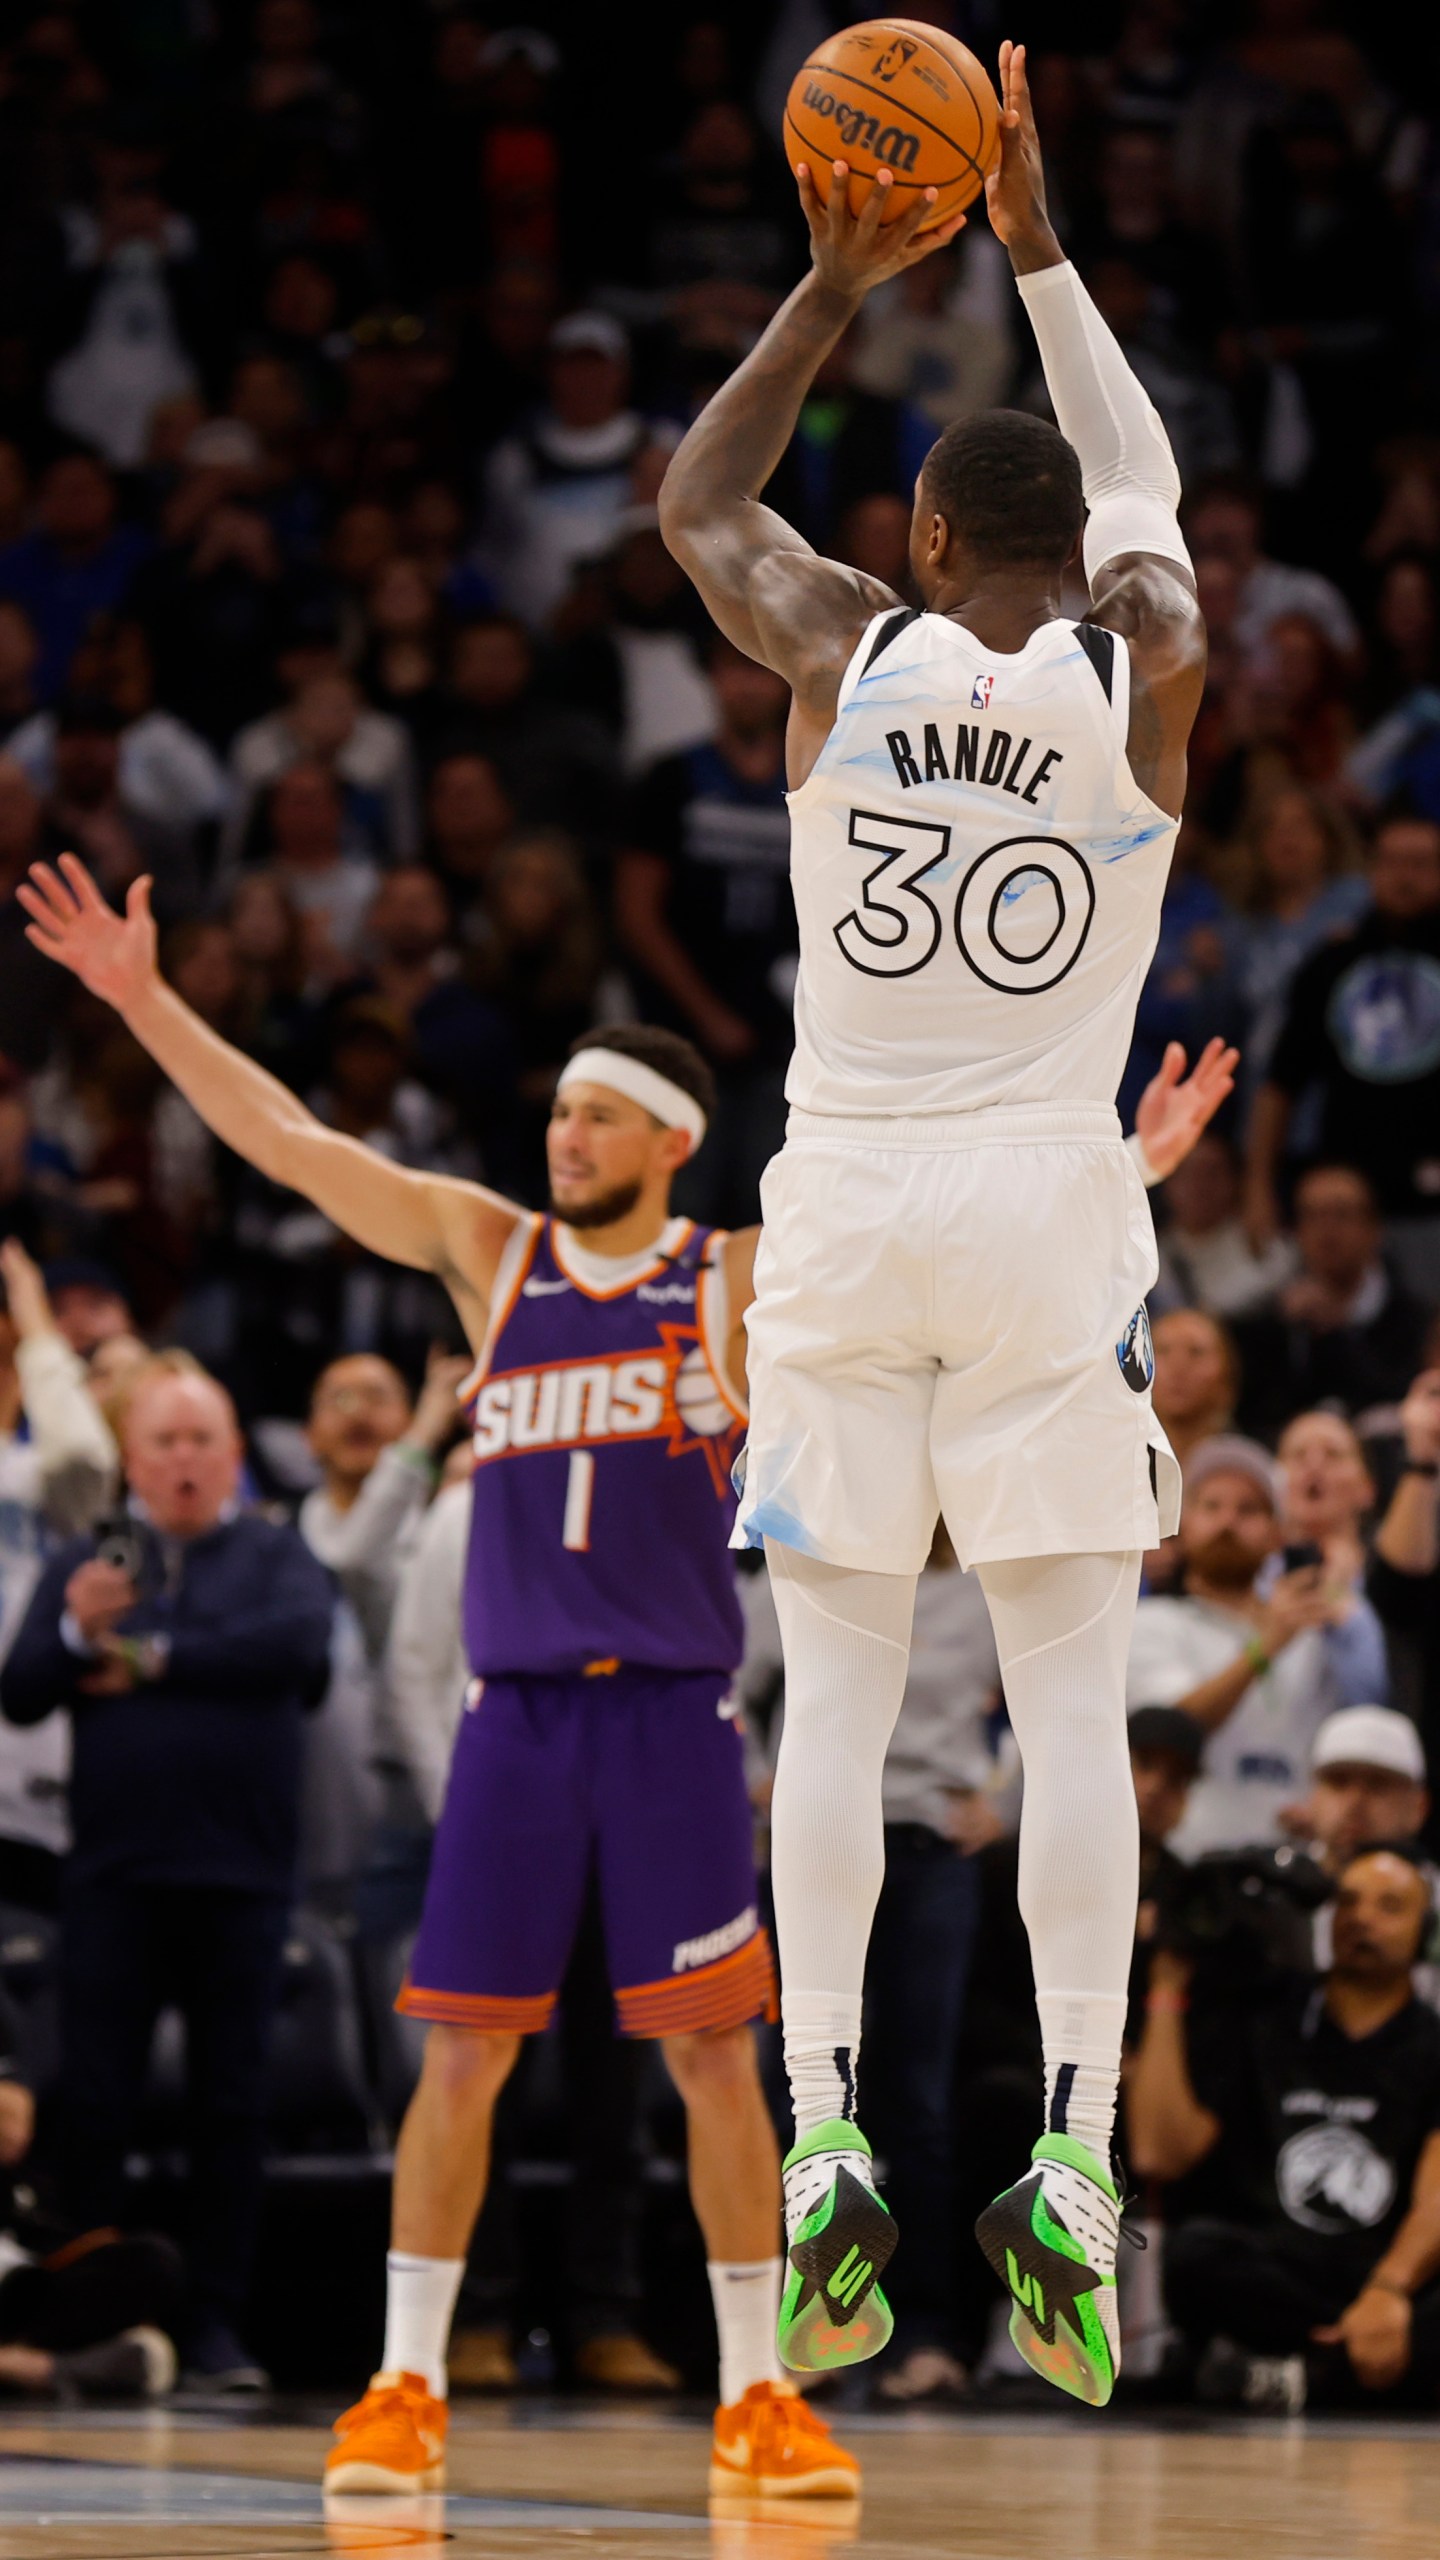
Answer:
[
  {"xmin": 988, "ymin": 39, "xmax": 1205, "ymax": 818},
  {"xmin": 18, "ymin": 856, "xmax": 517, "ymax": 1347}
]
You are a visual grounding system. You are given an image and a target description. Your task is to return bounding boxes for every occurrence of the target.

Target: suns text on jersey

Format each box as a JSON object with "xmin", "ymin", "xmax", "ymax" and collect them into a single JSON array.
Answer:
[{"xmin": 884, "ymin": 720, "xmax": 1064, "ymax": 805}]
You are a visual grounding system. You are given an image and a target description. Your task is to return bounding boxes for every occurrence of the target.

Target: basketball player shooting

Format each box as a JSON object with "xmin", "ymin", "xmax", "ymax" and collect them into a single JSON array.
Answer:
[{"xmin": 658, "ymin": 37, "xmax": 1207, "ymax": 2406}]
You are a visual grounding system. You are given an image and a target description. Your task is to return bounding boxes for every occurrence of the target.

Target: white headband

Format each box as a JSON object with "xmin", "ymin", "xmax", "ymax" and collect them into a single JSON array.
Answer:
[{"xmin": 558, "ymin": 1048, "xmax": 707, "ymax": 1147}]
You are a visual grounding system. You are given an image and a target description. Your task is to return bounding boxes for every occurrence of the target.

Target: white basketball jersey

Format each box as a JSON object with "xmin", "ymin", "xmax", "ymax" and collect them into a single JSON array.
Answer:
[{"xmin": 785, "ymin": 606, "xmax": 1180, "ymax": 1116}]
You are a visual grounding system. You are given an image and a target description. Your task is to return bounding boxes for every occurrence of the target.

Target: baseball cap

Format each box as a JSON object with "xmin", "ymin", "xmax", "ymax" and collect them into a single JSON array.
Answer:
[
  {"xmin": 1183, "ymin": 1433, "xmax": 1281, "ymax": 1509},
  {"xmin": 549, "ymin": 311, "xmax": 628, "ymax": 364},
  {"xmin": 1128, "ymin": 1705, "xmax": 1205, "ymax": 1772},
  {"xmin": 1311, "ymin": 1706, "xmax": 1427, "ymax": 1786}
]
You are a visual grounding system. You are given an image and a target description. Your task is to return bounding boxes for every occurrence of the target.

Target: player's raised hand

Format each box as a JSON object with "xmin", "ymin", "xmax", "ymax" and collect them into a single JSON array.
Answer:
[
  {"xmin": 17, "ymin": 854, "xmax": 158, "ymax": 1013},
  {"xmin": 795, "ymin": 159, "xmax": 966, "ymax": 302},
  {"xmin": 985, "ymin": 40, "xmax": 1060, "ymax": 268},
  {"xmin": 1134, "ymin": 1037, "xmax": 1239, "ymax": 1183}
]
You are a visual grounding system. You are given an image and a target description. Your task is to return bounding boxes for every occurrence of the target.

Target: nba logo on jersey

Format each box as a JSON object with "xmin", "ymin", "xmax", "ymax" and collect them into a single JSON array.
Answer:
[{"xmin": 971, "ymin": 672, "xmax": 995, "ymax": 709}]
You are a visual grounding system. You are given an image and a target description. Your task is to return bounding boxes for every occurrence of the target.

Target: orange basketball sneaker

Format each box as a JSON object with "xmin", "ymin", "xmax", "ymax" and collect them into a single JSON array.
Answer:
[
  {"xmin": 324, "ymin": 2371, "xmax": 447, "ymax": 2495},
  {"xmin": 709, "ymin": 2380, "xmax": 861, "ymax": 2500}
]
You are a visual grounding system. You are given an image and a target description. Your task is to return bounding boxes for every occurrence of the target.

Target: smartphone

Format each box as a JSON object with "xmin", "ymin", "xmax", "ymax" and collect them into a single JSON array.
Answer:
[
  {"xmin": 93, "ymin": 1510, "xmax": 146, "ymax": 1580},
  {"xmin": 1281, "ymin": 1540, "xmax": 1324, "ymax": 1576}
]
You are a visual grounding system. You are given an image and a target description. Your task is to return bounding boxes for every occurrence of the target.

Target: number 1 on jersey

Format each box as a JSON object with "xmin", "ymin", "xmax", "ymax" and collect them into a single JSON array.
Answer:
[{"xmin": 563, "ymin": 1449, "xmax": 595, "ymax": 1551}]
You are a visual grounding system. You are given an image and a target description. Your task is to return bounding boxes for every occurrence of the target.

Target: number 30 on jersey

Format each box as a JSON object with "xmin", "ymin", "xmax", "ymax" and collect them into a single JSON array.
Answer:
[{"xmin": 834, "ymin": 807, "xmax": 1096, "ymax": 995}]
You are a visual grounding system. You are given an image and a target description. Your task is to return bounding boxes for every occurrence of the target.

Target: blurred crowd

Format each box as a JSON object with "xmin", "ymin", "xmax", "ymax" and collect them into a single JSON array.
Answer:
[{"xmin": 0, "ymin": 0, "xmax": 1438, "ymax": 2412}]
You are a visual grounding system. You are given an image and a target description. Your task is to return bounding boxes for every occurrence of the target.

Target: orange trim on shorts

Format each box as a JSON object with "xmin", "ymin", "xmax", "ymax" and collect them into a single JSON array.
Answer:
[
  {"xmin": 396, "ymin": 1977, "xmax": 556, "ymax": 2035},
  {"xmin": 614, "ymin": 1928, "xmax": 777, "ymax": 2040}
]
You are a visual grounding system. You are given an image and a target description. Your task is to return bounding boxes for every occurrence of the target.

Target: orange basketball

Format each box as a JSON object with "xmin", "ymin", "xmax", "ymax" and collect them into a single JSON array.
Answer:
[{"xmin": 784, "ymin": 19, "xmax": 1000, "ymax": 232}]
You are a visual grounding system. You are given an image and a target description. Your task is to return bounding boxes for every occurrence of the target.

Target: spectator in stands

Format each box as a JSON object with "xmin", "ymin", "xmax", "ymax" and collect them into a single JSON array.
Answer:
[
  {"xmin": 0, "ymin": 1239, "xmax": 117, "ymax": 1917},
  {"xmin": 1232, "ymin": 1166, "xmax": 1434, "ymax": 1435},
  {"xmin": 359, "ymin": 556, "xmax": 447, "ymax": 747},
  {"xmin": 616, "ymin": 636, "xmax": 794, "ymax": 1222},
  {"xmin": 1367, "ymin": 1368, "xmax": 1440, "ymax": 1806},
  {"xmin": 440, "ymin": 612, "xmax": 619, "ymax": 831},
  {"xmin": 133, "ymin": 466, "xmax": 284, "ymax": 749},
  {"xmin": 1150, "ymin": 1307, "xmax": 1240, "ymax": 1473},
  {"xmin": 424, "ymin": 753, "xmax": 515, "ymax": 926},
  {"xmin": 1127, "ymin": 1434, "xmax": 1385, "ymax": 1857},
  {"xmin": 467, "ymin": 832, "xmax": 609, "ymax": 1185},
  {"xmin": 1245, "ymin": 813, "xmax": 1440, "ymax": 1293},
  {"xmin": 225, "ymin": 669, "xmax": 417, "ymax": 874},
  {"xmin": 4, "ymin": 619, "xmax": 228, "ymax": 907},
  {"xmin": 0, "ymin": 453, "xmax": 150, "ymax": 704},
  {"xmin": 1277, "ymin": 1409, "xmax": 1377, "ymax": 1599},
  {"xmin": 41, "ymin": 697, "xmax": 147, "ymax": 907},
  {"xmin": 1130, "ymin": 1847, "xmax": 1440, "ymax": 2412},
  {"xmin": 337, "ymin": 866, "xmax": 513, "ymax": 1140},
  {"xmin": 1224, "ymin": 787, "xmax": 1368, "ymax": 1084},
  {"xmin": 0, "ymin": 1966, "xmax": 183, "ymax": 2401},
  {"xmin": 44, "ymin": 136, "xmax": 208, "ymax": 470},
  {"xmin": 1129, "ymin": 1703, "xmax": 1205, "ymax": 1916},
  {"xmin": 1153, "ymin": 1133, "xmax": 1295, "ymax": 1320},
  {"xmin": 549, "ymin": 518, "xmax": 713, "ymax": 787},
  {"xmin": 480, "ymin": 313, "xmax": 654, "ymax": 626},
  {"xmin": 0, "ymin": 1359, "xmax": 335, "ymax": 2389},
  {"xmin": 41, "ymin": 1260, "xmax": 135, "ymax": 1362},
  {"xmin": 254, "ymin": 762, "xmax": 381, "ymax": 987},
  {"xmin": 1291, "ymin": 1707, "xmax": 1429, "ymax": 1880},
  {"xmin": 1186, "ymin": 475, "xmax": 1359, "ymax": 667}
]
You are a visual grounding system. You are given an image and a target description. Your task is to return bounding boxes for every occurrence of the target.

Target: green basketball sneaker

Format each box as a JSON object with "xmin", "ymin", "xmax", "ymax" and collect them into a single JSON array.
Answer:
[
  {"xmin": 974, "ymin": 2132, "xmax": 1121, "ymax": 2408},
  {"xmin": 777, "ymin": 2119, "xmax": 897, "ymax": 2376}
]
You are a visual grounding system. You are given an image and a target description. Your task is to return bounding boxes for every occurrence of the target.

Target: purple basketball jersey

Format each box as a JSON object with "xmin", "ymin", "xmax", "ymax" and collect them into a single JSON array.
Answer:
[{"xmin": 462, "ymin": 1217, "xmax": 746, "ymax": 1677}]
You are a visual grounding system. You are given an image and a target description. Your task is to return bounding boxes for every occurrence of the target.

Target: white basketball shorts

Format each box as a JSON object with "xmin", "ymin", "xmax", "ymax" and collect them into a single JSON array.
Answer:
[{"xmin": 733, "ymin": 1102, "xmax": 1181, "ymax": 1576}]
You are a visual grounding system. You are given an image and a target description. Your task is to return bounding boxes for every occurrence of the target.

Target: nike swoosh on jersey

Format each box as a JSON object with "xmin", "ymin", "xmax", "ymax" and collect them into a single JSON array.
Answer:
[{"xmin": 521, "ymin": 1277, "xmax": 572, "ymax": 1296}]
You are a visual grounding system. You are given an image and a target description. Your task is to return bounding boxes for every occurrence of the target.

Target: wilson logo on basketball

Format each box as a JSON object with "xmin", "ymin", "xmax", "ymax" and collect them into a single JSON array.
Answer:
[{"xmin": 799, "ymin": 82, "xmax": 921, "ymax": 172}]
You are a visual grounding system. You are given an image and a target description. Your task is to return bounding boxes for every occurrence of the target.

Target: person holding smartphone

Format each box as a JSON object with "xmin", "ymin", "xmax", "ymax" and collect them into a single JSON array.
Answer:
[{"xmin": 1127, "ymin": 1436, "xmax": 1390, "ymax": 1859}]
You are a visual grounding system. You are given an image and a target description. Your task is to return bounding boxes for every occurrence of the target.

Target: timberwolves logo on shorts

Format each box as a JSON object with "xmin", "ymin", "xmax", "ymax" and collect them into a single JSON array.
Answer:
[{"xmin": 1116, "ymin": 1305, "xmax": 1154, "ymax": 1393}]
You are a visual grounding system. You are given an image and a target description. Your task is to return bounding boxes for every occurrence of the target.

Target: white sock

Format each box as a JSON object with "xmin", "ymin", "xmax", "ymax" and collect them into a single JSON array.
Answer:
[
  {"xmin": 381, "ymin": 2252, "xmax": 466, "ymax": 2398},
  {"xmin": 782, "ymin": 1989, "xmax": 864, "ymax": 2141},
  {"xmin": 1037, "ymin": 1990, "xmax": 1128, "ymax": 2165},
  {"xmin": 708, "ymin": 2258, "xmax": 784, "ymax": 2405},
  {"xmin": 976, "ymin": 1551, "xmax": 1143, "ymax": 2179},
  {"xmin": 765, "ymin": 1542, "xmax": 916, "ymax": 2142}
]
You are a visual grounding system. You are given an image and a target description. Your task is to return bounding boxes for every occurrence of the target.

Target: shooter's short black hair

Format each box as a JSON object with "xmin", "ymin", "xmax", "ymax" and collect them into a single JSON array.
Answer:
[
  {"xmin": 920, "ymin": 409, "xmax": 1084, "ymax": 572},
  {"xmin": 566, "ymin": 1022, "xmax": 717, "ymax": 1127}
]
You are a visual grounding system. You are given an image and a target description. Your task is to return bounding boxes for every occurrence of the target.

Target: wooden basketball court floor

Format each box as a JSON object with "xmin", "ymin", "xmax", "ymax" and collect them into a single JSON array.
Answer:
[{"xmin": 0, "ymin": 2397, "xmax": 1438, "ymax": 2560}]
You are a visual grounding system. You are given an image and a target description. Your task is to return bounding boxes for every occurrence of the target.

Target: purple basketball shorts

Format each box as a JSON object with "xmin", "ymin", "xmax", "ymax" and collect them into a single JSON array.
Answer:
[{"xmin": 398, "ymin": 1663, "xmax": 774, "ymax": 2039}]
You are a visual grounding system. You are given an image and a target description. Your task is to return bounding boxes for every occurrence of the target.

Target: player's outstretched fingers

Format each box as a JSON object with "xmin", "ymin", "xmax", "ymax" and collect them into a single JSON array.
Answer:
[
  {"xmin": 57, "ymin": 849, "xmax": 107, "ymax": 909},
  {"xmin": 828, "ymin": 160, "xmax": 850, "ymax": 238},
  {"xmin": 854, "ymin": 166, "xmax": 894, "ymax": 239},
  {"xmin": 794, "ymin": 162, "xmax": 826, "ymax": 241}
]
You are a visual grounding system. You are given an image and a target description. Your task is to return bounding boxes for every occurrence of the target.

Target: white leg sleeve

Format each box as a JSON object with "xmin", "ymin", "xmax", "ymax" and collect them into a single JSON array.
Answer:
[
  {"xmin": 976, "ymin": 1550, "xmax": 1142, "ymax": 2163},
  {"xmin": 1015, "ymin": 260, "xmax": 1192, "ymax": 583},
  {"xmin": 765, "ymin": 1541, "xmax": 917, "ymax": 2138}
]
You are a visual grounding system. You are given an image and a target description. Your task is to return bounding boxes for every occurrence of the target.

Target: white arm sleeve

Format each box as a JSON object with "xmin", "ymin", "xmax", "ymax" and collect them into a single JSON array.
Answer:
[
  {"xmin": 1125, "ymin": 1129, "xmax": 1162, "ymax": 1188},
  {"xmin": 1015, "ymin": 260, "xmax": 1192, "ymax": 585}
]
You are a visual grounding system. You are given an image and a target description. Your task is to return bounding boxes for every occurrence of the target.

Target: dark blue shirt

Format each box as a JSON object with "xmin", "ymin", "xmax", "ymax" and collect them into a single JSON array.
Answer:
[
  {"xmin": 0, "ymin": 1512, "xmax": 335, "ymax": 1895},
  {"xmin": 0, "ymin": 526, "xmax": 153, "ymax": 702}
]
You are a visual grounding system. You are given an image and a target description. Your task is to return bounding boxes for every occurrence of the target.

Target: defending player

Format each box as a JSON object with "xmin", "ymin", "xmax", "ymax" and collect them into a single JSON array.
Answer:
[
  {"xmin": 0, "ymin": 883, "xmax": 858, "ymax": 2508},
  {"xmin": 657, "ymin": 39, "xmax": 1207, "ymax": 2406}
]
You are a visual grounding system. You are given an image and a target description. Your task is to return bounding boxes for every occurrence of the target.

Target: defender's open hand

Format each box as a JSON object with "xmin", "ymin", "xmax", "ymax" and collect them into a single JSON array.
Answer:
[
  {"xmin": 17, "ymin": 854, "xmax": 158, "ymax": 1012},
  {"xmin": 795, "ymin": 158, "xmax": 966, "ymax": 302}
]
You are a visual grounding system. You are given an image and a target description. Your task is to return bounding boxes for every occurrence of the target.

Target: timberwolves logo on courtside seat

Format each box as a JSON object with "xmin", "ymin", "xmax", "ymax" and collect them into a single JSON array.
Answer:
[{"xmin": 1116, "ymin": 1306, "xmax": 1154, "ymax": 1393}]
